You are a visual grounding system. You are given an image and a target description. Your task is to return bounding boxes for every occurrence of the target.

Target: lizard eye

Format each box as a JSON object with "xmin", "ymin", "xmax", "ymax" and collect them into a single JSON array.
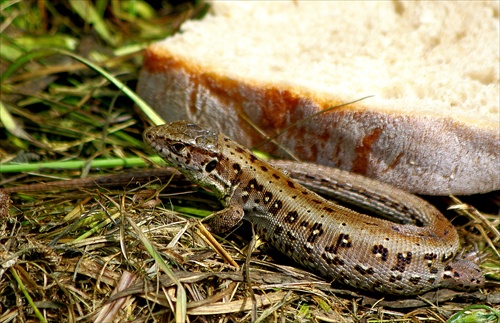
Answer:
[
  {"xmin": 205, "ymin": 160, "xmax": 218, "ymax": 173},
  {"xmin": 172, "ymin": 143, "xmax": 186, "ymax": 154}
]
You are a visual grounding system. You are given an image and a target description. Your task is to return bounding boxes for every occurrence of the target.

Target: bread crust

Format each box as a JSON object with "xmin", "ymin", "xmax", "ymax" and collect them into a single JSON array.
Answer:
[
  {"xmin": 138, "ymin": 52, "xmax": 499, "ymax": 195},
  {"xmin": 137, "ymin": 1, "xmax": 499, "ymax": 195}
]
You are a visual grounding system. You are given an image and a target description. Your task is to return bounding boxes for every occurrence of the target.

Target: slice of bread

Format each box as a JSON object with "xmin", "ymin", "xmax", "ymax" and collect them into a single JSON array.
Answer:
[{"xmin": 137, "ymin": 1, "xmax": 499, "ymax": 195}]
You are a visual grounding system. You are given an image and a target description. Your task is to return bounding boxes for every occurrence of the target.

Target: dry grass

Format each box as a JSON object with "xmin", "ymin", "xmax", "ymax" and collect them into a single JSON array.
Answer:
[{"xmin": 1, "ymin": 1, "xmax": 499, "ymax": 322}]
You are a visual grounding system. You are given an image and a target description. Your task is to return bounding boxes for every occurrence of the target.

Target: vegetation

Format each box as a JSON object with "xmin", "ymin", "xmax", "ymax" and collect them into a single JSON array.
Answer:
[{"xmin": 0, "ymin": 1, "xmax": 498, "ymax": 322}]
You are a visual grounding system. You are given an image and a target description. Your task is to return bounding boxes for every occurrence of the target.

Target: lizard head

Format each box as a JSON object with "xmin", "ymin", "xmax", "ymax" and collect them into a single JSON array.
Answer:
[{"xmin": 143, "ymin": 121, "xmax": 230, "ymax": 198}]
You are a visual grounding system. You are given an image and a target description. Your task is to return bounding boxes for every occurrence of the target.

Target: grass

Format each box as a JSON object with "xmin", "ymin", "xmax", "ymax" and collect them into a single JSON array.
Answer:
[{"xmin": 0, "ymin": 1, "xmax": 499, "ymax": 322}]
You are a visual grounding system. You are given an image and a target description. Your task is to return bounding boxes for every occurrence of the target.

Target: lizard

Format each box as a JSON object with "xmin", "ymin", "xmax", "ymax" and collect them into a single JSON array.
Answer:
[{"xmin": 143, "ymin": 120, "xmax": 484, "ymax": 295}]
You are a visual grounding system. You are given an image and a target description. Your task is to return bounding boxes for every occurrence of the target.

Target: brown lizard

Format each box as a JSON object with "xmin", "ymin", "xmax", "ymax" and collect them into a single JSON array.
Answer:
[{"xmin": 143, "ymin": 120, "xmax": 484, "ymax": 295}]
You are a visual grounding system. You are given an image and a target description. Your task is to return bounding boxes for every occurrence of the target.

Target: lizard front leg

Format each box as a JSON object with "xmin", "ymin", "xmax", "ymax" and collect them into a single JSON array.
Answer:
[{"xmin": 204, "ymin": 204, "xmax": 245, "ymax": 234}]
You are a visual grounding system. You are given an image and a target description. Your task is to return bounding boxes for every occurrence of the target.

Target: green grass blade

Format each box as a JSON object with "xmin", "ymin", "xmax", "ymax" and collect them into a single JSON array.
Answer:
[
  {"xmin": 3, "ymin": 48, "xmax": 165, "ymax": 126},
  {"xmin": 0, "ymin": 156, "xmax": 165, "ymax": 173}
]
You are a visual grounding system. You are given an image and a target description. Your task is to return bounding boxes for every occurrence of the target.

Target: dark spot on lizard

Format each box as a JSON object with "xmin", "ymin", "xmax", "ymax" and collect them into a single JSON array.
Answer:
[
  {"xmin": 372, "ymin": 244, "xmax": 389, "ymax": 261},
  {"xmin": 337, "ymin": 234, "xmax": 352, "ymax": 248},
  {"xmin": 263, "ymin": 191, "xmax": 273, "ymax": 204},
  {"xmin": 272, "ymin": 173, "xmax": 280, "ymax": 180},
  {"xmin": 325, "ymin": 233, "xmax": 351, "ymax": 254},
  {"xmin": 409, "ymin": 276, "xmax": 422, "ymax": 285},
  {"xmin": 391, "ymin": 252, "xmax": 412, "ymax": 273},
  {"xmin": 274, "ymin": 225, "xmax": 284, "ymax": 236},
  {"xmin": 269, "ymin": 200, "xmax": 283, "ymax": 215},
  {"xmin": 306, "ymin": 222, "xmax": 324, "ymax": 243},
  {"xmin": 332, "ymin": 257, "xmax": 344, "ymax": 266},
  {"xmin": 424, "ymin": 253, "xmax": 437, "ymax": 260},
  {"xmin": 338, "ymin": 271, "xmax": 350, "ymax": 284},
  {"xmin": 354, "ymin": 265, "xmax": 374, "ymax": 275},
  {"xmin": 389, "ymin": 274, "xmax": 402, "ymax": 283},
  {"xmin": 442, "ymin": 252, "xmax": 454, "ymax": 262},
  {"xmin": 287, "ymin": 180, "xmax": 295, "ymax": 189},
  {"xmin": 260, "ymin": 165, "xmax": 268, "ymax": 172},
  {"xmin": 284, "ymin": 211, "xmax": 298, "ymax": 224},
  {"xmin": 245, "ymin": 179, "xmax": 264, "ymax": 192},
  {"xmin": 304, "ymin": 174, "xmax": 315, "ymax": 180},
  {"xmin": 324, "ymin": 207, "xmax": 334, "ymax": 212},
  {"xmin": 325, "ymin": 245, "xmax": 335, "ymax": 254},
  {"xmin": 287, "ymin": 231, "xmax": 297, "ymax": 241}
]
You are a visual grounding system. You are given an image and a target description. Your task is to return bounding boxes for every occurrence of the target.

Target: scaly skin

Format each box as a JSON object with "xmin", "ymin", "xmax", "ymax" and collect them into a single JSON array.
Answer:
[{"xmin": 143, "ymin": 121, "xmax": 484, "ymax": 295}]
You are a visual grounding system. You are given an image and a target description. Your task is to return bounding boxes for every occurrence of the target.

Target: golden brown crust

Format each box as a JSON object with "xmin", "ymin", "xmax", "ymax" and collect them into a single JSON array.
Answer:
[{"xmin": 138, "ymin": 48, "xmax": 499, "ymax": 195}]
